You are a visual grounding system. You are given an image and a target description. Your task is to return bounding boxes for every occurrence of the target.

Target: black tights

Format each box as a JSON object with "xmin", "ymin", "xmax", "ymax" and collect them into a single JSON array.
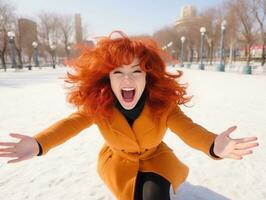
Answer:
[{"xmin": 134, "ymin": 171, "xmax": 171, "ymax": 200}]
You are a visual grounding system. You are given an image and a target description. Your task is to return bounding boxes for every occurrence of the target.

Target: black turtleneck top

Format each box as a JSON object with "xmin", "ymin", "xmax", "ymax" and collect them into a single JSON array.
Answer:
[{"xmin": 114, "ymin": 90, "xmax": 147, "ymax": 126}]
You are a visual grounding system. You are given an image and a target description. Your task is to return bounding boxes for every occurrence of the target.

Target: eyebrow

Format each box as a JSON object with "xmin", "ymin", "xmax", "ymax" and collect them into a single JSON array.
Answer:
[{"xmin": 116, "ymin": 63, "xmax": 140, "ymax": 70}]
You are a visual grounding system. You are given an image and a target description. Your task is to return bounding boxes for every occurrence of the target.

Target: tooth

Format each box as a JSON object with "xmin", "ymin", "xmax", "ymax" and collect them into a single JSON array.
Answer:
[{"xmin": 122, "ymin": 87, "xmax": 135, "ymax": 91}]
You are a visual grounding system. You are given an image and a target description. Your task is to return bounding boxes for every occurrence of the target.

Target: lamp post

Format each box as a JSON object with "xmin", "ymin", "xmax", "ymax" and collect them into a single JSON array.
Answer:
[
  {"xmin": 162, "ymin": 42, "xmax": 175, "ymax": 67},
  {"xmin": 199, "ymin": 27, "xmax": 206, "ymax": 70},
  {"xmin": 167, "ymin": 42, "xmax": 175, "ymax": 67},
  {"xmin": 50, "ymin": 44, "xmax": 56, "ymax": 69},
  {"xmin": 7, "ymin": 31, "xmax": 17, "ymax": 70},
  {"xmin": 180, "ymin": 36, "xmax": 186, "ymax": 67},
  {"xmin": 207, "ymin": 38, "xmax": 213, "ymax": 65},
  {"xmin": 67, "ymin": 45, "xmax": 71, "ymax": 59},
  {"xmin": 171, "ymin": 49, "xmax": 176, "ymax": 62},
  {"xmin": 32, "ymin": 41, "xmax": 40, "ymax": 68},
  {"xmin": 217, "ymin": 20, "xmax": 226, "ymax": 72}
]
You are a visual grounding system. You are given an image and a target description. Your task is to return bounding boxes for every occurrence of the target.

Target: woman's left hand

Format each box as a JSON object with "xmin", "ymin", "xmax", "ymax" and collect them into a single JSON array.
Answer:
[{"xmin": 213, "ymin": 126, "xmax": 259, "ymax": 160}]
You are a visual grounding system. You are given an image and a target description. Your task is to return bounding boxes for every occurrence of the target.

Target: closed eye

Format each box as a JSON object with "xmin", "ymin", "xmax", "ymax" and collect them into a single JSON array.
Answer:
[
  {"xmin": 113, "ymin": 71, "xmax": 122, "ymax": 74},
  {"xmin": 133, "ymin": 70, "xmax": 142, "ymax": 73}
]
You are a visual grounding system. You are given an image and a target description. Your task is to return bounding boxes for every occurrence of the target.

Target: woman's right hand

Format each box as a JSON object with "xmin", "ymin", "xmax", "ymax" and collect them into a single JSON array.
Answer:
[{"xmin": 0, "ymin": 133, "xmax": 40, "ymax": 164}]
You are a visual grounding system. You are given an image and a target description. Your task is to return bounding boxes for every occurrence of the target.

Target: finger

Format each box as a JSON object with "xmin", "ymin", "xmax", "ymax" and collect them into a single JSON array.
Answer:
[
  {"xmin": 9, "ymin": 133, "xmax": 28, "ymax": 140},
  {"xmin": 235, "ymin": 142, "xmax": 259, "ymax": 150},
  {"xmin": 0, "ymin": 153, "xmax": 17, "ymax": 158},
  {"xmin": 235, "ymin": 136, "xmax": 258, "ymax": 144},
  {"xmin": 222, "ymin": 126, "xmax": 237, "ymax": 137},
  {"xmin": 0, "ymin": 142, "xmax": 17, "ymax": 147},
  {"xmin": 233, "ymin": 149, "xmax": 253, "ymax": 156},
  {"xmin": 0, "ymin": 147, "xmax": 16, "ymax": 153},
  {"xmin": 7, "ymin": 157, "xmax": 26, "ymax": 164},
  {"xmin": 228, "ymin": 153, "xmax": 243, "ymax": 160}
]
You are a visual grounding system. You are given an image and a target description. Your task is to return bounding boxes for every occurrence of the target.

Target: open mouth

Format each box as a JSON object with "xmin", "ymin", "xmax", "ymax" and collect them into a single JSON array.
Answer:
[{"xmin": 121, "ymin": 87, "xmax": 135, "ymax": 103}]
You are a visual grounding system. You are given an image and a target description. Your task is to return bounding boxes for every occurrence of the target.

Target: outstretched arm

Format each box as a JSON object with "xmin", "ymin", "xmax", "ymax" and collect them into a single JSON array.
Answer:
[
  {"xmin": 0, "ymin": 109, "xmax": 93, "ymax": 164},
  {"xmin": 33, "ymin": 109, "xmax": 93, "ymax": 156},
  {"xmin": 167, "ymin": 104, "xmax": 259, "ymax": 160},
  {"xmin": 167, "ymin": 104, "xmax": 221, "ymax": 159}
]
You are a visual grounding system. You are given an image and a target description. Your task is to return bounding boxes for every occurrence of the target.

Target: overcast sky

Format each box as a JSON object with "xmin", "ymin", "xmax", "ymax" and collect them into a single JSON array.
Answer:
[{"xmin": 10, "ymin": 0, "xmax": 224, "ymax": 37}]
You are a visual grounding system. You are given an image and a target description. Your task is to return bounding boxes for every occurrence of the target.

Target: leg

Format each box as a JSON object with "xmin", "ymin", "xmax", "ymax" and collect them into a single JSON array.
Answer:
[
  {"xmin": 142, "ymin": 172, "xmax": 170, "ymax": 200},
  {"xmin": 134, "ymin": 171, "xmax": 145, "ymax": 200}
]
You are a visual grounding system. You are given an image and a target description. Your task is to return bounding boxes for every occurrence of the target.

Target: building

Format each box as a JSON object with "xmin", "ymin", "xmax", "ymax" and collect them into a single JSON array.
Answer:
[
  {"xmin": 17, "ymin": 18, "xmax": 38, "ymax": 65},
  {"xmin": 75, "ymin": 13, "xmax": 83, "ymax": 43},
  {"xmin": 18, "ymin": 18, "xmax": 37, "ymax": 49},
  {"xmin": 175, "ymin": 5, "xmax": 197, "ymax": 26}
]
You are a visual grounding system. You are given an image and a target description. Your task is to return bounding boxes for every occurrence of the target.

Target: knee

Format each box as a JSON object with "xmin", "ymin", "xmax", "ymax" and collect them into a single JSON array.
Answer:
[
  {"xmin": 143, "ymin": 190, "xmax": 160, "ymax": 200},
  {"xmin": 143, "ymin": 181, "xmax": 169, "ymax": 200}
]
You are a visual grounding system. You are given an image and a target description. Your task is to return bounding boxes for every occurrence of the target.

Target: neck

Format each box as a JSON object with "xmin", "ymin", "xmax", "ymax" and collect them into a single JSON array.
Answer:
[{"xmin": 115, "ymin": 90, "xmax": 146, "ymax": 126}]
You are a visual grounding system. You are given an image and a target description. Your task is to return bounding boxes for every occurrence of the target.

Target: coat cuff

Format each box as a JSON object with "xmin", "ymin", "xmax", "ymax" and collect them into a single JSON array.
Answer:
[
  {"xmin": 209, "ymin": 141, "xmax": 223, "ymax": 160},
  {"xmin": 36, "ymin": 140, "xmax": 43, "ymax": 156}
]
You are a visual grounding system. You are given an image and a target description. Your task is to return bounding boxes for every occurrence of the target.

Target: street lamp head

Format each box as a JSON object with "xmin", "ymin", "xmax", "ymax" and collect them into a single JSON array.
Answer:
[
  {"xmin": 7, "ymin": 31, "xmax": 15, "ymax": 39},
  {"xmin": 167, "ymin": 41, "xmax": 173, "ymax": 47},
  {"xmin": 50, "ymin": 44, "xmax": 56, "ymax": 50},
  {"xmin": 181, "ymin": 36, "xmax": 186, "ymax": 43},
  {"xmin": 200, "ymin": 27, "xmax": 206, "ymax": 34},
  {"xmin": 221, "ymin": 20, "xmax": 227, "ymax": 30},
  {"xmin": 32, "ymin": 41, "xmax": 38, "ymax": 48}
]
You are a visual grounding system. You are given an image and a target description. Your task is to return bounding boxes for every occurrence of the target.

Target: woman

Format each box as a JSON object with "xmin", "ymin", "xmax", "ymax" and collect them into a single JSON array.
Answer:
[{"xmin": 0, "ymin": 31, "xmax": 259, "ymax": 200}]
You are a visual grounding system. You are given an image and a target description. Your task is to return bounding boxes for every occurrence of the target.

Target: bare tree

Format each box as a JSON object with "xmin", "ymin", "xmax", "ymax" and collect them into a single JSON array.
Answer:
[
  {"xmin": 224, "ymin": 1, "xmax": 239, "ymax": 65},
  {"xmin": 82, "ymin": 21, "xmax": 91, "ymax": 41},
  {"xmin": 199, "ymin": 7, "xmax": 222, "ymax": 64},
  {"xmin": 174, "ymin": 15, "xmax": 203, "ymax": 63},
  {"xmin": 153, "ymin": 26, "xmax": 180, "ymax": 62},
  {"xmin": 226, "ymin": 0, "xmax": 257, "ymax": 67},
  {"xmin": 38, "ymin": 12, "xmax": 61, "ymax": 62},
  {"xmin": 57, "ymin": 14, "xmax": 74, "ymax": 58},
  {"xmin": 251, "ymin": 0, "xmax": 266, "ymax": 66},
  {"xmin": 13, "ymin": 20, "xmax": 23, "ymax": 69},
  {"xmin": 0, "ymin": 0, "xmax": 16, "ymax": 71}
]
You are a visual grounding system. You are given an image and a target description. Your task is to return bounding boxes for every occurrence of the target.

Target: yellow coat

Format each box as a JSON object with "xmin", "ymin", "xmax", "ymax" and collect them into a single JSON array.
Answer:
[{"xmin": 33, "ymin": 103, "xmax": 222, "ymax": 200}]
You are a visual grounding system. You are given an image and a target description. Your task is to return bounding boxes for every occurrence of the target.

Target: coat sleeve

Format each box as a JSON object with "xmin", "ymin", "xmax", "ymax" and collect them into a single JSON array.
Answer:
[
  {"xmin": 32, "ymin": 109, "xmax": 93, "ymax": 155},
  {"xmin": 166, "ymin": 104, "xmax": 223, "ymax": 160}
]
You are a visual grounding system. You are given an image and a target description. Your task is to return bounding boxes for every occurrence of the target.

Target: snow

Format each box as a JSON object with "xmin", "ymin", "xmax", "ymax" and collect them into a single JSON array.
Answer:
[{"xmin": 0, "ymin": 66, "xmax": 265, "ymax": 200}]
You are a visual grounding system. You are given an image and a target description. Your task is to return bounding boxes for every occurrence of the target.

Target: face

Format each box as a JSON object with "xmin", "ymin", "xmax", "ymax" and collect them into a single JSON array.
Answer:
[{"xmin": 109, "ymin": 57, "xmax": 146, "ymax": 110}]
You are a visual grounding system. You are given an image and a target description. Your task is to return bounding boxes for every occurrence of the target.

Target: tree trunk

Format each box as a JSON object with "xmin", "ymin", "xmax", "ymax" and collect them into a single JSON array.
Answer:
[
  {"xmin": 246, "ymin": 44, "xmax": 251, "ymax": 66},
  {"xmin": 189, "ymin": 47, "xmax": 193, "ymax": 63},
  {"xmin": 261, "ymin": 40, "xmax": 265, "ymax": 66},
  {"xmin": 210, "ymin": 42, "xmax": 213, "ymax": 65},
  {"xmin": 17, "ymin": 49, "xmax": 23, "ymax": 69},
  {"xmin": 0, "ymin": 54, "xmax": 6, "ymax": 71},
  {"xmin": 229, "ymin": 42, "xmax": 233, "ymax": 66}
]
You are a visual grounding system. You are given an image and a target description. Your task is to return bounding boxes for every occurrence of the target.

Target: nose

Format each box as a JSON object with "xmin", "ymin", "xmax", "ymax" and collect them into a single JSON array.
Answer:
[{"xmin": 122, "ymin": 74, "xmax": 133, "ymax": 81}]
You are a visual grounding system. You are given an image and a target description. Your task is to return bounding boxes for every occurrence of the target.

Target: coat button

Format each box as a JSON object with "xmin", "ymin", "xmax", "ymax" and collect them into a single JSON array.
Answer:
[
  {"xmin": 145, "ymin": 149, "xmax": 148, "ymax": 151},
  {"xmin": 121, "ymin": 149, "xmax": 125, "ymax": 152}
]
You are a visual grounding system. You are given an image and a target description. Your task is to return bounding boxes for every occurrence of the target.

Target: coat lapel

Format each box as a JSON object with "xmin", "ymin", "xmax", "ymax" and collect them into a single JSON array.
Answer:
[
  {"xmin": 132, "ymin": 102, "xmax": 155, "ymax": 135},
  {"xmin": 109, "ymin": 106, "xmax": 137, "ymax": 142}
]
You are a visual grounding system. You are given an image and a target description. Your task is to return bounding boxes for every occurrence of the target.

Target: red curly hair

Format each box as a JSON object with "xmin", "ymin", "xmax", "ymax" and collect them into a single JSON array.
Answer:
[{"xmin": 64, "ymin": 31, "xmax": 192, "ymax": 120}]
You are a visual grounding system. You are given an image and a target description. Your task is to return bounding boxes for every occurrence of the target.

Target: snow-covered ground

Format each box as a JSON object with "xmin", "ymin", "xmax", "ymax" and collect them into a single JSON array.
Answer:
[{"xmin": 0, "ymin": 66, "xmax": 265, "ymax": 200}]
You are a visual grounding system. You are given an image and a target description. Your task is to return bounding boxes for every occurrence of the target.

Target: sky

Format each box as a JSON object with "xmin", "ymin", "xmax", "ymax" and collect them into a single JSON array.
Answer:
[{"xmin": 10, "ymin": 0, "xmax": 224, "ymax": 38}]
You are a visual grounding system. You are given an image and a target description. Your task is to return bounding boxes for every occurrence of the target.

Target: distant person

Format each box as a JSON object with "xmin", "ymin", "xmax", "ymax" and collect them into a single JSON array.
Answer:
[{"xmin": 0, "ymin": 31, "xmax": 259, "ymax": 200}]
